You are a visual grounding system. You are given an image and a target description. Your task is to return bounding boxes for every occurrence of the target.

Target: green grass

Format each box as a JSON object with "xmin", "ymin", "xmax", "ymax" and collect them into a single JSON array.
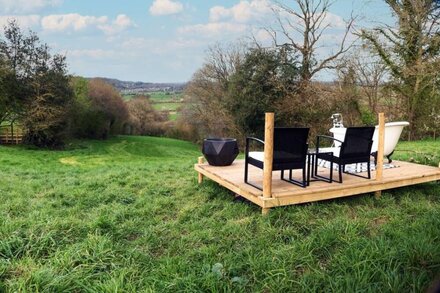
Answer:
[
  {"xmin": 122, "ymin": 94, "xmax": 136, "ymax": 101},
  {"xmin": 0, "ymin": 137, "xmax": 439, "ymax": 291},
  {"xmin": 122, "ymin": 92, "xmax": 182, "ymax": 103},
  {"xmin": 149, "ymin": 91, "xmax": 182, "ymax": 103},
  {"xmin": 152, "ymin": 102, "xmax": 182, "ymax": 112},
  {"xmin": 169, "ymin": 112, "xmax": 178, "ymax": 121},
  {"xmin": 395, "ymin": 139, "xmax": 440, "ymax": 165}
]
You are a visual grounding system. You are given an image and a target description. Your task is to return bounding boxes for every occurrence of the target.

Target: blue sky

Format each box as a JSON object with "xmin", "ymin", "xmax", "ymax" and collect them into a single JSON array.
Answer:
[{"xmin": 0, "ymin": 0, "xmax": 392, "ymax": 83}]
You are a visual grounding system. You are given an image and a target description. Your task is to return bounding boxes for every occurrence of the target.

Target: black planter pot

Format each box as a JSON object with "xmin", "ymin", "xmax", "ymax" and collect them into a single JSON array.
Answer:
[{"xmin": 202, "ymin": 138, "xmax": 239, "ymax": 166}]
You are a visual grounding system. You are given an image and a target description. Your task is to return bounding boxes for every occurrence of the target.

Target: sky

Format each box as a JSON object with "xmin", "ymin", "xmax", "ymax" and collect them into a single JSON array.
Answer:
[{"xmin": 0, "ymin": 0, "xmax": 393, "ymax": 83}]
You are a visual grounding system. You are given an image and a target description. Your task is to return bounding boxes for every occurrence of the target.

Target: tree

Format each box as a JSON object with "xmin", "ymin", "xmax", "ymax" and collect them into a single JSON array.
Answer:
[
  {"xmin": 0, "ymin": 21, "xmax": 73, "ymax": 147},
  {"xmin": 269, "ymin": 0, "xmax": 355, "ymax": 84},
  {"xmin": 0, "ymin": 57, "xmax": 13, "ymax": 123},
  {"xmin": 87, "ymin": 79, "xmax": 129, "ymax": 139},
  {"xmin": 69, "ymin": 76, "xmax": 91, "ymax": 137},
  {"xmin": 22, "ymin": 55, "xmax": 73, "ymax": 148},
  {"xmin": 127, "ymin": 96, "xmax": 167, "ymax": 135},
  {"xmin": 184, "ymin": 43, "xmax": 246, "ymax": 140},
  {"xmin": 360, "ymin": 0, "xmax": 440, "ymax": 139},
  {"xmin": 348, "ymin": 52, "xmax": 388, "ymax": 114},
  {"xmin": 226, "ymin": 47, "xmax": 299, "ymax": 137}
]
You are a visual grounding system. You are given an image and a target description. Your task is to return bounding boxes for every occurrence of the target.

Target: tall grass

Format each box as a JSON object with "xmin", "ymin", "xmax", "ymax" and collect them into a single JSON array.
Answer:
[{"xmin": 0, "ymin": 136, "xmax": 439, "ymax": 291}]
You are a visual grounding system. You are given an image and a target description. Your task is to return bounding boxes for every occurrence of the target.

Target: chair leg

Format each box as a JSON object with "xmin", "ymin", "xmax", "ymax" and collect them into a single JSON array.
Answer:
[
  {"xmin": 307, "ymin": 156, "xmax": 311, "ymax": 186},
  {"xmin": 367, "ymin": 161, "xmax": 371, "ymax": 179},
  {"xmin": 244, "ymin": 160, "xmax": 249, "ymax": 183},
  {"xmin": 342, "ymin": 162, "xmax": 373, "ymax": 180},
  {"xmin": 281, "ymin": 167, "xmax": 307, "ymax": 188},
  {"xmin": 302, "ymin": 166, "xmax": 306, "ymax": 187},
  {"xmin": 329, "ymin": 161, "xmax": 333, "ymax": 183},
  {"xmin": 314, "ymin": 157, "xmax": 318, "ymax": 177},
  {"xmin": 313, "ymin": 157, "xmax": 333, "ymax": 184},
  {"xmin": 339, "ymin": 164, "xmax": 343, "ymax": 183},
  {"xmin": 244, "ymin": 166, "xmax": 264, "ymax": 191}
]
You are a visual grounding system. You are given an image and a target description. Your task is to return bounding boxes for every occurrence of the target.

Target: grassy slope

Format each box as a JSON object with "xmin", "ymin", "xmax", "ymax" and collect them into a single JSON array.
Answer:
[
  {"xmin": 123, "ymin": 92, "xmax": 183, "ymax": 121},
  {"xmin": 0, "ymin": 137, "xmax": 439, "ymax": 292}
]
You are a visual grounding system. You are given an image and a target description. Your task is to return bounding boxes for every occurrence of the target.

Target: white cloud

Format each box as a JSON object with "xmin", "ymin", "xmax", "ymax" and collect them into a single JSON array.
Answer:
[
  {"xmin": 41, "ymin": 14, "xmax": 134, "ymax": 35},
  {"xmin": 209, "ymin": 6, "xmax": 231, "ymax": 22},
  {"xmin": 177, "ymin": 0, "xmax": 272, "ymax": 40},
  {"xmin": 0, "ymin": 15, "xmax": 41, "ymax": 28},
  {"xmin": 98, "ymin": 14, "xmax": 135, "ymax": 35},
  {"xmin": 149, "ymin": 0, "xmax": 183, "ymax": 16},
  {"xmin": 0, "ymin": 0, "xmax": 62, "ymax": 14},
  {"xmin": 319, "ymin": 12, "xmax": 346, "ymax": 29},
  {"xmin": 276, "ymin": 7, "xmax": 346, "ymax": 30},
  {"xmin": 254, "ymin": 29, "xmax": 272, "ymax": 42},
  {"xmin": 41, "ymin": 14, "xmax": 108, "ymax": 32},
  {"xmin": 178, "ymin": 22, "xmax": 248, "ymax": 37},
  {"xmin": 209, "ymin": 0, "xmax": 272, "ymax": 23}
]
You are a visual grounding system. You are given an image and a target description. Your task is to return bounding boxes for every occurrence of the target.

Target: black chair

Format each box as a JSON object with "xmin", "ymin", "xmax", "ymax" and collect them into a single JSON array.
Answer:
[
  {"xmin": 244, "ymin": 127, "xmax": 310, "ymax": 189},
  {"xmin": 314, "ymin": 127, "xmax": 375, "ymax": 183}
]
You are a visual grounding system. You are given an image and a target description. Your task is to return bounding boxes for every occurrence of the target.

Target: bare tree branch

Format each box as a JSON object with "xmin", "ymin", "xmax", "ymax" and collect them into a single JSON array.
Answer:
[{"xmin": 269, "ymin": 0, "xmax": 357, "ymax": 83}]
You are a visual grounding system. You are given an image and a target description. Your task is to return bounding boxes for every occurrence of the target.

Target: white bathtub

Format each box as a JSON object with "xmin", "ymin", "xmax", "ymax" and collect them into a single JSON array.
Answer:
[{"xmin": 329, "ymin": 121, "xmax": 409, "ymax": 162}]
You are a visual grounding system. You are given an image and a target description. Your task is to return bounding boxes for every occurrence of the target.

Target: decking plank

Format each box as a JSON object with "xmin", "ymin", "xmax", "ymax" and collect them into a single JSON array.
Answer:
[{"xmin": 195, "ymin": 159, "xmax": 440, "ymax": 208}]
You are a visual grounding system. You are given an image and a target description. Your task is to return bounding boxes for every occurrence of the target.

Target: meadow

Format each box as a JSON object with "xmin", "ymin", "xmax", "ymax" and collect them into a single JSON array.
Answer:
[
  {"xmin": 124, "ymin": 91, "xmax": 184, "ymax": 121},
  {"xmin": 0, "ymin": 136, "xmax": 439, "ymax": 291}
]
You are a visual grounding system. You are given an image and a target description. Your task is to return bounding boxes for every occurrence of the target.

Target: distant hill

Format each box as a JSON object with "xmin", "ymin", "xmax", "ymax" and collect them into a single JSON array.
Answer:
[{"xmin": 88, "ymin": 77, "xmax": 187, "ymax": 94}]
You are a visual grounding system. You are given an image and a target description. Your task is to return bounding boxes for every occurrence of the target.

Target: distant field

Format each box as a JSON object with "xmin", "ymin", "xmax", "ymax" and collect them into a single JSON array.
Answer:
[
  {"xmin": 122, "ymin": 94, "xmax": 135, "ymax": 101},
  {"xmin": 152, "ymin": 102, "xmax": 182, "ymax": 111},
  {"xmin": 149, "ymin": 91, "xmax": 182, "ymax": 103},
  {"xmin": 122, "ymin": 91, "xmax": 184, "ymax": 121},
  {"xmin": 169, "ymin": 112, "xmax": 178, "ymax": 121}
]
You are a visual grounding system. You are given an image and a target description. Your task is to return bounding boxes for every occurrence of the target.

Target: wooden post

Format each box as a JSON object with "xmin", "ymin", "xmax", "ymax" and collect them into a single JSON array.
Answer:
[
  {"xmin": 262, "ymin": 113, "xmax": 275, "ymax": 215},
  {"xmin": 375, "ymin": 113, "xmax": 385, "ymax": 199},
  {"xmin": 198, "ymin": 156, "xmax": 204, "ymax": 184}
]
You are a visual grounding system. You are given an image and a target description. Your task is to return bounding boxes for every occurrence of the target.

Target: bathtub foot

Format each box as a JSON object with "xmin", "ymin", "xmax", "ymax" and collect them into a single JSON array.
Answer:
[
  {"xmin": 372, "ymin": 152, "xmax": 378, "ymax": 166},
  {"xmin": 386, "ymin": 151, "xmax": 394, "ymax": 164}
]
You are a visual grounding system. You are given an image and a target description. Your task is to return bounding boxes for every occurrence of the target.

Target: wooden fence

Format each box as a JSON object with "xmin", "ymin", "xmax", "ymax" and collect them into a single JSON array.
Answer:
[{"xmin": 0, "ymin": 126, "xmax": 23, "ymax": 144}]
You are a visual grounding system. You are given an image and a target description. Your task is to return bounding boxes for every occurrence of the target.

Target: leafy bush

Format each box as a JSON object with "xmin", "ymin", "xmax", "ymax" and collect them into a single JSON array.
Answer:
[
  {"xmin": 126, "ymin": 96, "xmax": 168, "ymax": 136},
  {"xmin": 0, "ymin": 21, "xmax": 73, "ymax": 148},
  {"xmin": 70, "ymin": 78, "xmax": 129, "ymax": 139}
]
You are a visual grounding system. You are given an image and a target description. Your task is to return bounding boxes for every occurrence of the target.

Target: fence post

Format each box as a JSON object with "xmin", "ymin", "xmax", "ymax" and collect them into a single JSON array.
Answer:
[
  {"xmin": 375, "ymin": 113, "xmax": 385, "ymax": 199},
  {"xmin": 262, "ymin": 113, "xmax": 274, "ymax": 215},
  {"xmin": 198, "ymin": 156, "xmax": 204, "ymax": 184}
]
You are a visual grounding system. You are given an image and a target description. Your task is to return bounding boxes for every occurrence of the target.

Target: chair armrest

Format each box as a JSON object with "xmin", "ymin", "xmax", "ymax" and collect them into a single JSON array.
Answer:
[
  {"xmin": 316, "ymin": 135, "xmax": 344, "ymax": 144},
  {"xmin": 316, "ymin": 135, "xmax": 343, "ymax": 153},
  {"xmin": 245, "ymin": 137, "xmax": 264, "ymax": 156},
  {"xmin": 246, "ymin": 137, "xmax": 265, "ymax": 145}
]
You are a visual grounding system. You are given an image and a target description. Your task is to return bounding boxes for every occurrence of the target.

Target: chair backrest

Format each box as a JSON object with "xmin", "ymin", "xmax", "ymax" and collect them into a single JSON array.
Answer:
[
  {"xmin": 340, "ymin": 127, "xmax": 375, "ymax": 159},
  {"xmin": 273, "ymin": 127, "xmax": 309, "ymax": 163}
]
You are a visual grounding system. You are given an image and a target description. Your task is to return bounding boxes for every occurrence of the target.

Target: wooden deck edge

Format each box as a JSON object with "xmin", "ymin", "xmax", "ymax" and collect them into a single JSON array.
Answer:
[
  {"xmin": 195, "ymin": 164, "xmax": 266, "ymax": 208},
  {"xmin": 274, "ymin": 170, "xmax": 440, "ymax": 198},
  {"xmin": 264, "ymin": 173, "xmax": 440, "ymax": 208},
  {"xmin": 195, "ymin": 162, "xmax": 440, "ymax": 209}
]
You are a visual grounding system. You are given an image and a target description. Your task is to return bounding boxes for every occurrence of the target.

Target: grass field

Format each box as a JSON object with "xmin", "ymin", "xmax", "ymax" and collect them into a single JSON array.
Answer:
[
  {"xmin": 123, "ymin": 92, "xmax": 184, "ymax": 121},
  {"xmin": 0, "ymin": 137, "xmax": 439, "ymax": 291},
  {"xmin": 152, "ymin": 102, "xmax": 182, "ymax": 112},
  {"xmin": 149, "ymin": 92, "xmax": 182, "ymax": 103}
]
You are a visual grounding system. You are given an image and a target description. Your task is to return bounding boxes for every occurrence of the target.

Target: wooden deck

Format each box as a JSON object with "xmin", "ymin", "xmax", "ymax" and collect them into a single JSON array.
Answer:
[{"xmin": 195, "ymin": 159, "xmax": 440, "ymax": 209}]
